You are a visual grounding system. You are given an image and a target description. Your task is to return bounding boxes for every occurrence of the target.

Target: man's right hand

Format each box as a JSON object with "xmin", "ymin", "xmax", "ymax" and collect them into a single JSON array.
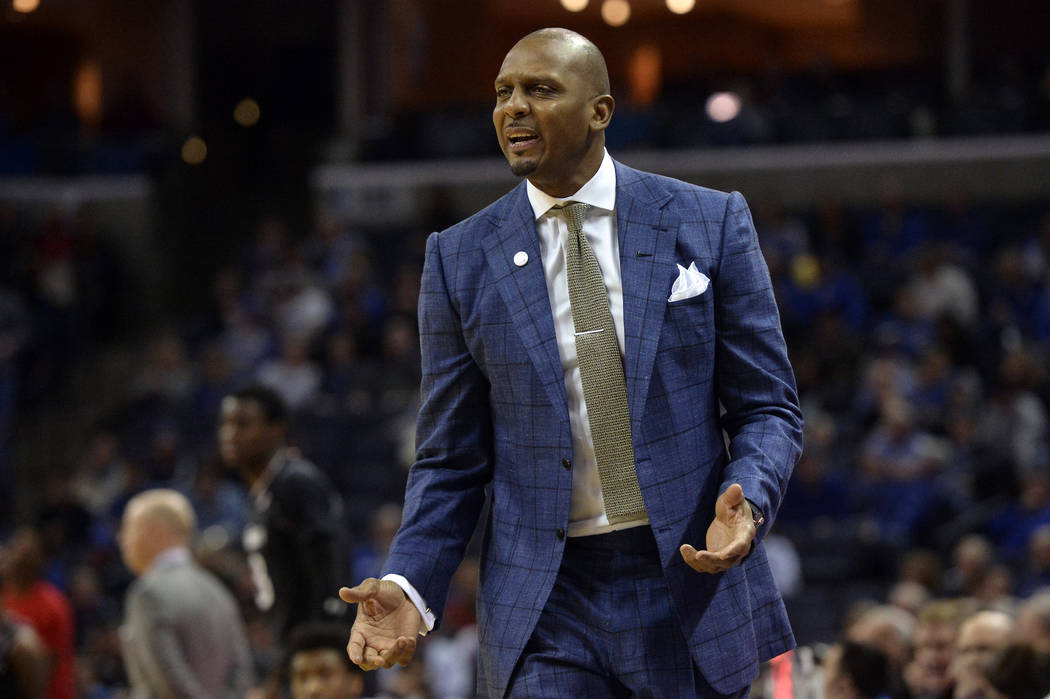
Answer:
[{"xmin": 339, "ymin": 578, "xmax": 422, "ymax": 671}]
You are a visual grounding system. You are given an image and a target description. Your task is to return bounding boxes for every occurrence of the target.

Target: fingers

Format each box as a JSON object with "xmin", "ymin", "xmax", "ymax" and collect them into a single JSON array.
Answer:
[
  {"xmin": 680, "ymin": 540, "xmax": 749, "ymax": 574},
  {"xmin": 379, "ymin": 635, "xmax": 417, "ymax": 668},
  {"xmin": 339, "ymin": 578, "xmax": 379, "ymax": 604},
  {"xmin": 345, "ymin": 631, "xmax": 416, "ymax": 671},
  {"xmin": 346, "ymin": 632, "xmax": 366, "ymax": 667}
]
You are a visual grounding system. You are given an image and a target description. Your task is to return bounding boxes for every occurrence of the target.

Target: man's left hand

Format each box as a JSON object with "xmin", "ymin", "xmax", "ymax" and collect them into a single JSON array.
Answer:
[{"xmin": 680, "ymin": 483, "xmax": 756, "ymax": 574}]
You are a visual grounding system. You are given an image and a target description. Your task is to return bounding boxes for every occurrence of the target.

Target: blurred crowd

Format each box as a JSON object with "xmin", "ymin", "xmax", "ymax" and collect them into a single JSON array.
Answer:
[
  {"xmin": 327, "ymin": 60, "xmax": 1050, "ymax": 161},
  {"xmin": 3, "ymin": 179, "xmax": 1050, "ymax": 696},
  {"xmin": 3, "ymin": 57, "xmax": 1050, "ymax": 174}
]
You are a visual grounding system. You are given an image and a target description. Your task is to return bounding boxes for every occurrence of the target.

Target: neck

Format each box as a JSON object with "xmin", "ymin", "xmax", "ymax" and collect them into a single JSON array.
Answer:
[
  {"xmin": 529, "ymin": 142, "xmax": 604, "ymax": 198},
  {"xmin": 242, "ymin": 446, "xmax": 281, "ymax": 485}
]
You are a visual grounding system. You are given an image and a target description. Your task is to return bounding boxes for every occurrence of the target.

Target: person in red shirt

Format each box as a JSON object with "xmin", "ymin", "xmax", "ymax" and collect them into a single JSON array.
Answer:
[{"xmin": 1, "ymin": 528, "xmax": 75, "ymax": 699}]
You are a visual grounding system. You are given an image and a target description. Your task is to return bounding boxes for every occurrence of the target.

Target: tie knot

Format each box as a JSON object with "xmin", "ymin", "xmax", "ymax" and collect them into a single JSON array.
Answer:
[{"xmin": 557, "ymin": 202, "xmax": 589, "ymax": 235}]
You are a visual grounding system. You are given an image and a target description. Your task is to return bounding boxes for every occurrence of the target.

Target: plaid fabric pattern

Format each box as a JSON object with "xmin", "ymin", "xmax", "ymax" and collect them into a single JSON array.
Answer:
[
  {"xmin": 382, "ymin": 161, "xmax": 803, "ymax": 697},
  {"xmin": 506, "ymin": 527, "xmax": 750, "ymax": 698},
  {"xmin": 560, "ymin": 202, "xmax": 645, "ymax": 523}
]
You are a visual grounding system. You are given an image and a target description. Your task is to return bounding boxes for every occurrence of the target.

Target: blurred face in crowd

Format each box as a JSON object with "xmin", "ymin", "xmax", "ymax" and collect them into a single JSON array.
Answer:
[
  {"xmin": 1015, "ymin": 598, "xmax": 1050, "ymax": 650},
  {"xmin": 0, "ymin": 529, "xmax": 44, "ymax": 586},
  {"xmin": 823, "ymin": 644, "xmax": 863, "ymax": 699},
  {"xmin": 218, "ymin": 396, "xmax": 283, "ymax": 471},
  {"xmin": 290, "ymin": 648, "xmax": 363, "ymax": 699},
  {"xmin": 952, "ymin": 612, "xmax": 1013, "ymax": 688},
  {"xmin": 493, "ymin": 30, "xmax": 613, "ymax": 197},
  {"xmin": 913, "ymin": 621, "xmax": 957, "ymax": 694}
]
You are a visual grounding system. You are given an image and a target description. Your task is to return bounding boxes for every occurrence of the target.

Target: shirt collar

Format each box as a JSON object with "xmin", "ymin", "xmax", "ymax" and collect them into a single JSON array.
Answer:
[
  {"xmin": 526, "ymin": 149, "xmax": 616, "ymax": 220},
  {"xmin": 251, "ymin": 447, "xmax": 286, "ymax": 500},
  {"xmin": 149, "ymin": 546, "xmax": 191, "ymax": 572}
]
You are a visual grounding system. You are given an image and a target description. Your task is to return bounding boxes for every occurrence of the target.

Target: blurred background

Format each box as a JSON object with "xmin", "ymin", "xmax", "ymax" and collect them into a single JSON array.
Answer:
[{"xmin": 2, "ymin": 0, "xmax": 1050, "ymax": 696}]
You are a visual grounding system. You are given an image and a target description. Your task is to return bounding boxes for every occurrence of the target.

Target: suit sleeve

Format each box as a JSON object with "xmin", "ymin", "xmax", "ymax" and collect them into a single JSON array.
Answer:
[
  {"xmin": 714, "ymin": 191, "xmax": 803, "ymax": 537},
  {"xmin": 126, "ymin": 586, "xmax": 208, "ymax": 699},
  {"xmin": 229, "ymin": 611, "xmax": 256, "ymax": 698},
  {"xmin": 380, "ymin": 231, "xmax": 493, "ymax": 627}
]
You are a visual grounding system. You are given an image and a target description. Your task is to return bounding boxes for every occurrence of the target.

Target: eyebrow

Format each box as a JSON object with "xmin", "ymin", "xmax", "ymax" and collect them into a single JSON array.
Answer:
[{"xmin": 495, "ymin": 73, "xmax": 562, "ymax": 86}]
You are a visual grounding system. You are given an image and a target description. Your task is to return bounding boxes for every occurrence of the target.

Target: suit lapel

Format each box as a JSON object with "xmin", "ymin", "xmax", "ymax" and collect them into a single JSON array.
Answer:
[
  {"xmin": 614, "ymin": 163, "xmax": 677, "ymax": 425},
  {"xmin": 483, "ymin": 186, "xmax": 569, "ymax": 417}
]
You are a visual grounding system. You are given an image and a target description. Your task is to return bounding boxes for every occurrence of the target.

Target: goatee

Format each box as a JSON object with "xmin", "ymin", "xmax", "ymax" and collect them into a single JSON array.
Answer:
[{"xmin": 510, "ymin": 160, "xmax": 536, "ymax": 177}]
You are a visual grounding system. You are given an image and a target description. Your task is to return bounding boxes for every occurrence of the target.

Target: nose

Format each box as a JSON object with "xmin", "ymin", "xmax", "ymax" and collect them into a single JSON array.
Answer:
[{"xmin": 503, "ymin": 88, "xmax": 529, "ymax": 118}]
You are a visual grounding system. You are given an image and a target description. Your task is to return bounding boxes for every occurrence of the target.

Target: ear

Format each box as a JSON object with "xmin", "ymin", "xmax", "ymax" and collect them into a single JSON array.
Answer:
[{"xmin": 590, "ymin": 94, "xmax": 615, "ymax": 133}]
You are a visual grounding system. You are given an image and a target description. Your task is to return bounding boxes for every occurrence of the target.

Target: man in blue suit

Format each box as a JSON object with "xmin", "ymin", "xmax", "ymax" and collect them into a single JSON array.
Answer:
[{"xmin": 341, "ymin": 28, "xmax": 803, "ymax": 698}]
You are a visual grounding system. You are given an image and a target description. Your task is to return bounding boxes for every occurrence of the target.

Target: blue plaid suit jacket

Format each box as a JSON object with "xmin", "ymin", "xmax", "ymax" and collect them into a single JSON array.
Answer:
[{"xmin": 382, "ymin": 161, "xmax": 804, "ymax": 697}]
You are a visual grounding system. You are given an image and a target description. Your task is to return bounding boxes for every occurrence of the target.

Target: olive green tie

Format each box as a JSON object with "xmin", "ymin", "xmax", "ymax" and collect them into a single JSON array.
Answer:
[{"xmin": 559, "ymin": 202, "xmax": 646, "ymax": 523}]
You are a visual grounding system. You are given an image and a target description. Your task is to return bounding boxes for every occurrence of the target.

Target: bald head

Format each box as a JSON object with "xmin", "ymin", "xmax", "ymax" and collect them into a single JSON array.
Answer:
[
  {"xmin": 514, "ymin": 28, "xmax": 610, "ymax": 96},
  {"xmin": 493, "ymin": 28, "xmax": 614, "ymax": 195},
  {"xmin": 953, "ymin": 611, "xmax": 1015, "ymax": 686},
  {"xmin": 120, "ymin": 489, "xmax": 197, "ymax": 575}
]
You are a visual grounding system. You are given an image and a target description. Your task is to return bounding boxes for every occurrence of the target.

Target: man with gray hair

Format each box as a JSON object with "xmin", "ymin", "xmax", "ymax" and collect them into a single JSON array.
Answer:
[
  {"xmin": 951, "ymin": 610, "xmax": 1014, "ymax": 699},
  {"xmin": 119, "ymin": 489, "xmax": 255, "ymax": 698},
  {"xmin": 1017, "ymin": 590, "xmax": 1050, "ymax": 650}
]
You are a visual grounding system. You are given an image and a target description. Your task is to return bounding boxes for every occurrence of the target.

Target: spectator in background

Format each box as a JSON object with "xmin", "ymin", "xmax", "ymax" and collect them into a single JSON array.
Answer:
[
  {"xmin": 908, "ymin": 245, "xmax": 978, "ymax": 331},
  {"xmin": 1015, "ymin": 591, "xmax": 1050, "ymax": 650},
  {"xmin": 256, "ymin": 336, "xmax": 322, "ymax": 412},
  {"xmin": 0, "ymin": 602, "xmax": 48, "ymax": 699},
  {"xmin": 118, "ymin": 489, "xmax": 255, "ymax": 698},
  {"xmin": 985, "ymin": 470, "xmax": 1050, "ymax": 564},
  {"xmin": 69, "ymin": 429, "xmax": 131, "ymax": 521},
  {"xmin": 132, "ymin": 333, "xmax": 195, "ymax": 406},
  {"xmin": 950, "ymin": 610, "xmax": 1014, "ymax": 699},
  {"xmin": 285, "ymin": 622, "xmax": 364, "ymax": 699},
  {"xmin": 887, "ymin": 581, "xmax": 932, "ymax": 618},
  {"xmin": 349, "ymin": 503, "xmax": 402, "ymax": 585},
  {"xmin": 218, "ymin": 385, "xmax": 347, "ymax": 645},
  {"xmin": 971, "ymin": 642, "xmax": 1050, "ymax": 699},
  {"xmin": 0, "ymin": 528, "xmax": 75, "ymax": 699},
  {"xmin": 846, "ymin": 605, "xmax": 917, "ymax": 687},
  {"xmin": 823, "ymin": 641, "xmax": 895, "ymax": 699},
  {"xmin": 184, "ymin": 459, "xmax": 249, "ymax": 546},
  {"xmin": 268, "ymin": 269, "xmax": 334, "ymax": 346},
  {"xmin": 942, "ymin": 535, "xmax": 995, "ymax": 598},
  {"xmin": 1018, "ymin": 524, "xmax": 1050, "ymax": 596},
  {"xmin": 978, "ymin": 348, "xmax": 1048, "ymax": 477},
  {"xmin": 904, "ymin": 599, "xmax": 970, "ymax": 699}
]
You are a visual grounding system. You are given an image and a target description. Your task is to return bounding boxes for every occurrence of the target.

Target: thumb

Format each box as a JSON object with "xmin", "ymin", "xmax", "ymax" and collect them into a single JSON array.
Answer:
[
  {"xmin": 722, "ymin": 482, "xmax": 747, "ymax": 510},
  {"xmin": 339, "ymin": 578, "xmax": 379, "ymax": 604}
]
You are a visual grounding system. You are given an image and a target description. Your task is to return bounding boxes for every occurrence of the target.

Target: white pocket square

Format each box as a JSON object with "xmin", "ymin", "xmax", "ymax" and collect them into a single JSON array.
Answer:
[{"xmin": 668, "ymin": 262, "xmax": 710, "ymax": 302}]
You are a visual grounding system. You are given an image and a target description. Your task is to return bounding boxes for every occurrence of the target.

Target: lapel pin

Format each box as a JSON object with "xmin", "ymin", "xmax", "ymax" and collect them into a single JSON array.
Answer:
[{"xmin": 514, "ymin": 251, "xmax": 528, "ymax": 267}]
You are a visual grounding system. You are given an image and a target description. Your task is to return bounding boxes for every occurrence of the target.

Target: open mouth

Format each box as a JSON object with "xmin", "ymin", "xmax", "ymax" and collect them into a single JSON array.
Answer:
[{"xmin": 506, "ymin": 129, "xmax": 540, "ymax": 153}]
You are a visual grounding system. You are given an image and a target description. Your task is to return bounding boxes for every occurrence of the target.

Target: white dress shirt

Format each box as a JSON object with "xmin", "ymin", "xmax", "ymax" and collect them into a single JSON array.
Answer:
[
  {"xmin": 524, "ymin": 149, "xmax": 648, "ymax": 538},
  {"xmin": 387, "ymin": 149, "xmax": 646, "ymax": 633}
]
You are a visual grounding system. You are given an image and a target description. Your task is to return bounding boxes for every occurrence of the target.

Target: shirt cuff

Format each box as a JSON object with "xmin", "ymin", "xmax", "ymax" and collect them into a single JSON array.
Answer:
[{"xmin": 381, "ymin": 574, "xmax": 435, "ymax": 636}]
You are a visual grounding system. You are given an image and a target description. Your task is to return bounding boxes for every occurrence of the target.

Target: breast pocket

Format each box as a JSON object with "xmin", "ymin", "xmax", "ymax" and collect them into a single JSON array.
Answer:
[{"xmin": 665, "ymin": 286, "xmax": 714, "ymax": 339}]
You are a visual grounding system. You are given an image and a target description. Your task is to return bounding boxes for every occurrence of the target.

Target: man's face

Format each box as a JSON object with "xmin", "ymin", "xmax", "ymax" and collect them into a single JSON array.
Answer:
[
  {"xmin": 914, "ymin": 621, "xmax": 957, "ymax": 692},
  {"xmin": 118, "ymin": 507, "xmax": 149, "ymax": 576},
  {"xmin": 492, "ymin": 37, "xmax": 605, "ymax": 196},
  {"xmin": 290, "ymin": 649, "xmax": 363, "ymax": 699},
  {"xmin": 952, "ymin": 615, "xmax": 1012, "ymax": 682},
  {"xmin": 217, "ymin": 397, "xmax": 281, "ymax": 470},
  {"xmin": 823, "ymin": 644, "xmax": 862, "ymax": 699}
]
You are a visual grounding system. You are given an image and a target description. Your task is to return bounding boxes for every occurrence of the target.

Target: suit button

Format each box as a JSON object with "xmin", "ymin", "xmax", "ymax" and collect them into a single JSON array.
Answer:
[
  {"xmin": 556, "ymin": 528, "xmax": 565, "ymax": 541},
  {"xmin": 561, "ymin": 458, "xmax": 571, "ymax": 470}
]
